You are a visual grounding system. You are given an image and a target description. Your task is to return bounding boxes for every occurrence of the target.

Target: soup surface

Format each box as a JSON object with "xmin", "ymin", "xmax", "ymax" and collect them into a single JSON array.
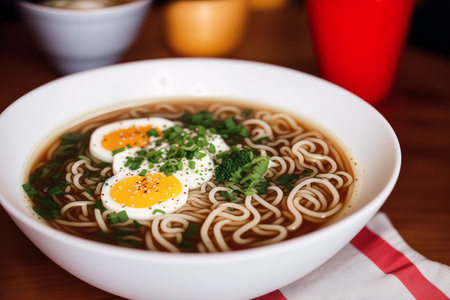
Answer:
[
  {"xmin": 23, "ymin": 99, "xmax": 354, "ymax": 253},
  {"xmin": 30, "ymin": 0, "xmax": 137, "ymax": 10}
]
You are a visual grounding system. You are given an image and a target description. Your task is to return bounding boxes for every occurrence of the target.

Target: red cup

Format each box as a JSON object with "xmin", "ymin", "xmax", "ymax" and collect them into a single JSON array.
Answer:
[{"xmin": 305, "ymin": 0, "xmax": 415, "ymax": 105}]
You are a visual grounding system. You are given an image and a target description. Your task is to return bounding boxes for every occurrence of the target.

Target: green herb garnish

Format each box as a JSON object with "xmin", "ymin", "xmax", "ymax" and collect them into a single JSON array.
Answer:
[
  {"xmin": 112, "ymin": 147, "xmax": 126, "ymax": 155},
  {"xmin": 47, "ymin": 185, "xmax": 65, "ymax": 196},
  {"xmin": 146, "ymin": 128, "xmax": 160, "ymax": 137},
  {"xmin": 108, "ymin": 210, "xmax": 129, "ymax": 224},
  {"xmin": 22, "ymin": 183, "xmax": 38, "ymax": 196}
]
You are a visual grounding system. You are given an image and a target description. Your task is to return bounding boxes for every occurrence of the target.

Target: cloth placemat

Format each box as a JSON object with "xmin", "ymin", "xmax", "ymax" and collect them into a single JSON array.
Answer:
[{"xmin": 256, "ymin": 212, "xmax": 449, "ymax": 300}]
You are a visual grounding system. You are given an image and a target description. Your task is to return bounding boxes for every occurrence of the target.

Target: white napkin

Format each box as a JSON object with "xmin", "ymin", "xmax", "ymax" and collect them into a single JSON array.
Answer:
[{"xmin": 256, "ymin": 213, "xmax": 450, "ymax": 300}]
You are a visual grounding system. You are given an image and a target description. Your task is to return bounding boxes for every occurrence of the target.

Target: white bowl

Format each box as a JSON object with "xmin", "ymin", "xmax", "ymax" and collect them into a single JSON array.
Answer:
[
  {"xmin": 17, "ymin": 0, "xmax": 152, "ymax": 74},
  {"xmin": 0, "ymin": 58, "xmax": 401, "ymax": 300}
]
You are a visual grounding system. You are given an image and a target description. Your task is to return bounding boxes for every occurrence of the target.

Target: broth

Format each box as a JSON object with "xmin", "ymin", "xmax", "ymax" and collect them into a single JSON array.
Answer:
[{"xmin": 24, "ymin": 99, "xmax": 354, "ymax": 253}]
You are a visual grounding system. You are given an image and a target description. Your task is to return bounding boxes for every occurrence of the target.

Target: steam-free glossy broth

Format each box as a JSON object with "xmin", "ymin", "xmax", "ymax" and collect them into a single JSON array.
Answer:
[{"xmin": 24, "ymin": 99, "xmax": 354, "ymax": 252}]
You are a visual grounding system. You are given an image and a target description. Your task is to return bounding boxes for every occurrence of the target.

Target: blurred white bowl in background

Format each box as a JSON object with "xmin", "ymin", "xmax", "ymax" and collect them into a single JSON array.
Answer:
[{"xmin": 17, "ymin": 0, "xmax": 152, "ymax": 74}]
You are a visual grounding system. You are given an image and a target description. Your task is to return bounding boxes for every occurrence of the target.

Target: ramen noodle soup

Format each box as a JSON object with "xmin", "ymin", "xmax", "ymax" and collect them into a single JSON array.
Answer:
[
  {"xmin": 23, "ymin": 99, "xmax": 354, "ymax": 253},
  {"xmin": 32, "ymin": 0, "xmax": 137, "ymax": 10}
]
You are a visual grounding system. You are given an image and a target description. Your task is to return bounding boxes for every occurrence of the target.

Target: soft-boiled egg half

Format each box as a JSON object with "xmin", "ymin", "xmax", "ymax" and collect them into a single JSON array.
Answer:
[
  {"xmin": 91, "ymin": 116, "xmax": 230, "ymax": 220},
  {"xmin": 89, "ymin": 117, "xmax": 175, "ymax": 163},
  {"xmin": 112, "ymin": 146, "xmax": 215, "ymax": 190},
  {"xmin": 101, "ymin": 171, "xmax": 189, "ymax": 220}
]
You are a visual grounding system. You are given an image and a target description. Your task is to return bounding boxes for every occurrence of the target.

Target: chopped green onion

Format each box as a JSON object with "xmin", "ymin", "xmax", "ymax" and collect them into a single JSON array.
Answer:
[
  {"xmin": 50, "ymin": 209, "xmax": 60, "ymax": 219},
  {"xmin": 22, "ymin": 183, "xmax": 38, "ymax": 196},
  {"xmin": 243, "ymin": 190, "xmax": 255, "ymax": 196},
  {"xmin": 30, "ymin": 171, "xmax": 40, "ymax": 181},
  {"xmin": 133, "ymin": 220, "xmax": 142, "ymax": 228},
  {"xmin": 279, "ymin": 182, "xmax": 294, "ymax": 190},
  {"xmin": 108, "ymin": 213, "xmax": 119, "ymax": 224},
  {"xmin": 95, "ymin": 200, "xmax": 106, "ymax": 212},
  {"xmin": 196, "ymin": 125, "xmax": 206, "ymax": 135},
  {"xmin": 242, "ymin": 109, "xmax": 253, "ymax": 116},
  {"xmin": 137, "ymin": 150, "xmax": 147, "ymax": 156},
  {"xmin": 112, "ymin": 147, "xmax": 125, "ymax": 155},
  {"xmin": 277, "ymin": 174, "xmax": 297, "ymax": 181},
  {"xmin": 180, "ymin": 143, "xmax": 198, "ymax": 151},
  {"xmin": 168, "ymin": 158, "xmax": 179, "ymax": 165},
  {"xmin": 238, "ymin": 127, "xmax": 249, "ymax": 137},
  {"xmin": 194, "ymin": 150, "xmax": 206, "ymax": 159},
  {"xmin": 221, "ymin": 191, "xmax": 236, "ymax": 201},
  {"xmin": 53, "ymin": 143, "xmax": 78, "ymax": 157},
  {"xmin": 300, "ymin": 169, "xmax": 314, "ymax": 177},
  {"xmin": 96, "ymin": 161, "xmax": 110, "ymax": 168},
  {"xmin": 33, "ymin": 207, "xmax": 60, "ymax": 219},
  {"xmin": 86, "ymin": 188, "xmax": 95, "ymax": 196},
  {"xmin": 255, "ymin": 181, "xmax": 269, "ymax": 194},
  {"xmin": 179, "ymin": 240, "xmax": 192, "ymax": 249},
  {"xmin": 58, "ymin": 180, "xmax": 71, "ymax": 186},
  {"xmin": 207, "ymin": 143, "xmax": 216, "ymax": 154},
  {"xmin": 256, "ymin": 137, "xmax": 269, "ymax": 144},
  {"xmin": 188, "ymin": 161, "xmax": 196, "ymax": 170},
  {"xmin": 60, "ymin": 132, "xmax": 88, "ymax": 142},
  {"xmin": 183, "ymin": 223, "xmax": 199, "ymax": 239},
  {"xmin": 123, "ymin": 239, "xmax": 142, "ymax": 246},
  {"xmin": 216, "ymin": 151, "xmax": 229, "ymax": 160},
  {"xmin": 152, "ymin": 209, "xmax": 165, "ymax": 215},
  {"xmin": 124, "ymin": 157, "xmax": 132, "ymax": 167},
  {"xmin": 40, "ymin": 166, "xmax": 52, "ymax": 179},
  {"xmin": 138, "ymin": 169, "xmax": 148, "ymax": 176},
  {"xmin": 112, "ymin": 230, "xmax": 132, "ymax": 239},
  {"xmin": 51, "ymin": 173, "xmax": 62, "ymax": 180},
  {"xmin": 117, "ymin": 210, "xmax": 129, "ymax": 222},
  {"xmin": 146, "ymin": 128, "xmax": 160, "ymax": 137},
  {"xmin": 36, "ymin": 197, "xmax": 59, "ymax": 210},
  {"xmin": 147, "ymin": 149, "xmax": 163, "ymax": 163},
  {"xmin": 224, "ymin": 117, "xmax": 236, "ymax": 129},
  {"xmin": 180, "ymin": 223, "xmax": 199, "ymax": 251},
  {"xmin": 47, "ymin": 185, "xmax": 65, "ymax": 196},
  {"xmin": 129, "ymin": 157, "xmax": 145, "ymax": 170},
  {"xmin": 77, "ymin": 155, "xmax": 91, "ymax": 161}
]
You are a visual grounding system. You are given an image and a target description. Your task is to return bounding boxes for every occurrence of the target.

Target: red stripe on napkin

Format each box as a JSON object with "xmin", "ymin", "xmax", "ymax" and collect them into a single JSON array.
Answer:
[
  {"xmin": 351, "ymin": 226, "xmax": 448, "ymax": 300},
  {"xmin": 254, "ymin": 289, "xmax": 287, "ymax": 300}
]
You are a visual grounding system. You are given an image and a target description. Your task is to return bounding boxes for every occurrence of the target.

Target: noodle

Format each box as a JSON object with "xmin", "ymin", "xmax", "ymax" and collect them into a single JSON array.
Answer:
[{"xmin": 25, "ymin": 99, "xmax": 354, "ymax": 253}]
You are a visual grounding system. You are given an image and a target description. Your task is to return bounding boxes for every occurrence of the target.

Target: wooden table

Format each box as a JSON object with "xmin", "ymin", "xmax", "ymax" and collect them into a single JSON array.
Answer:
[{"xmin": 1, "ymin": 3, "xmax": 449, "ymax": 299}]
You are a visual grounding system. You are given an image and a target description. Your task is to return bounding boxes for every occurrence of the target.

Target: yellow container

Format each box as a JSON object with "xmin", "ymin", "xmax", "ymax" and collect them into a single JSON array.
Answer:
[{"xmin": 163, "ymin": 0, "xmax": 249, "ymax": 57}]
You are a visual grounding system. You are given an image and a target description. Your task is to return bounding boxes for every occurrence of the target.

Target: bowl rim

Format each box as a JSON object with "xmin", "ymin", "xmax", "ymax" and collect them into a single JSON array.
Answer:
[
  {"xmin": 17, "ymin": 0, "xmax": 152, "ymax": 16},
  {"xmin": 0, "ymin": 57, "xmax": 402, "ymax": 263}
]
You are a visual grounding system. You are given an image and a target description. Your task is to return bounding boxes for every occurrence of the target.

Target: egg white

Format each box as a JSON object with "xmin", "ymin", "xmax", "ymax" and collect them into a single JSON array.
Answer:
[
  {"xmin": 206, "ymin": 133, "xmax": 230, "ymax": 157},
  {"xmin": 101, "ymin": 171, "xmax": 189, "ymax": 220},
  {"xmin": 112, "ymin": 145, "xmax": 215, "ymax": 190},
  {"xmin": 89, "ymin": 117, "xmax": 176, "ymax": 163},
  {"xmin": 95, "ymin": 118, "xmax": 232, "ymax": 219}
]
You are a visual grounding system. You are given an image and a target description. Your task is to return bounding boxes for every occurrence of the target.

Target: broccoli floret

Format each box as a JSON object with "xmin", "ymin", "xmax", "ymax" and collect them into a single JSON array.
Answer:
[
  {"xmin": 214, "ymin": 149, "xmax": 270, "ymax": 196},
  {"xmin": 214, "ymin": 150, "xmax": 251, "ymax": 183}
]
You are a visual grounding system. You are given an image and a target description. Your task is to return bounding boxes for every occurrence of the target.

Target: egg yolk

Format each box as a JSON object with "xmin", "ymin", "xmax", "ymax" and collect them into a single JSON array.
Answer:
[
  {"xmin": 109, "ymin": 173, "xmax": 183, "ymax": 208},
  {"xmin": 101, "ymin": 125, "xmax": 161, "ymax": 151}
]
